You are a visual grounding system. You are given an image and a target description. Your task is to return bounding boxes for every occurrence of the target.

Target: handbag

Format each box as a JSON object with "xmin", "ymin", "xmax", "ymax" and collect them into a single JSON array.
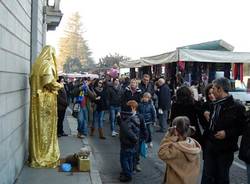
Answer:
[
  {"xmin": 72, "ymin": 103, "xmax": 80, "ymax": 118},
  {"xmin": 140, "ymin": 141, "xmax": 148, "ymax": 158}
]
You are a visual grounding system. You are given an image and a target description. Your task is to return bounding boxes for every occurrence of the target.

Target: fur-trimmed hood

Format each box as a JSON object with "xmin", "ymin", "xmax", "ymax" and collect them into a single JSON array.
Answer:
[{"xmin": 174, "ymin": 137, "xmax": 201, "ymax": 162}]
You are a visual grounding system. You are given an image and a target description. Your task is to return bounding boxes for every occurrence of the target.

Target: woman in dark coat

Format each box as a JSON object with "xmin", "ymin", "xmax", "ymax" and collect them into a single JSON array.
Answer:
[
  {"xmin": 199, "ymin": 84, "xmax": 215, "ymax": 133},
  {"xmin": 170, "ymin": 86, "xmax": 202, "ymax": 144},
  {"xmin": 121, "ymin": 79, "xmax": 142, "ymax": 111},
  {"xmin": 92, "ymin": 79, "xmax": 107, "ymax": 139}
]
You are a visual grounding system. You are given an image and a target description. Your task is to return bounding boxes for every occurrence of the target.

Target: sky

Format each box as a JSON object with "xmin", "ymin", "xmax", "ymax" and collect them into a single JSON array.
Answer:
[{"xmin": 47, "ymin": 0, "xmax": 250, "ymax": 63}]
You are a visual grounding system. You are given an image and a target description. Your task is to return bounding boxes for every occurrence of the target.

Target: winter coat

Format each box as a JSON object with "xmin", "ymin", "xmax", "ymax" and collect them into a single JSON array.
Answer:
[
  {"xmin": 171, "ymin": 102, "xmax": 202, "ymax": 144},
  {"xmin": 158, "ymin": 133, "xmax": 201, "ymax": 184},
  {"xmin": 135, "ymin": 113, "xmax": 148, "ymax": 140},
  {"xmin": 138, "ymin": 101, "xmax": 156, "ymax": 123},
  {"xmin": 239, "ymin": 110, "xmax": 250, "ymax": 163},
  {"xmin": 57, "ymin": 87, "xmax": 68, "ymax": 112},
  {"xmin": 139, "ymin": 81, "xmax": 155, "ymax": 97},
  {"xmin": 118, "ymin": 112, "xmax": 140, "ymax": 149},
  {"xmin": 199, "ymin": 100, "xmax": 213, "ymax": 131},
  {"xmin": 121, "ymin": 86, "xmax": 142, "ymax": 111},
  {"xmin": 206, "ymin": 95, "xmax": 246, "ymax": 153},
  {"xmin": 94, "ymin": 87, "xmax": 107, "ymax": 112},
  {"xmin": 156, "ymin": 84, "xmax": 171, "ymax": 111},
  {"xmin": 106, "ymin": 85, "xmax": 123, "ymax": 107}
]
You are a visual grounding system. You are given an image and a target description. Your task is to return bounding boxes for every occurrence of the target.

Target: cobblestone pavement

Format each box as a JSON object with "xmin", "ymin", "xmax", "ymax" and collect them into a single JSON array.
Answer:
[{"xmin": 88, "ymin": 118, "xmax": 247, "ymax": 184}]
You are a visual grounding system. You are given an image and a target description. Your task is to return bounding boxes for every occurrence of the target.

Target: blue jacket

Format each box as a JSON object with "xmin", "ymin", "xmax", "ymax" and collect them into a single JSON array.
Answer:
[{"xmin": 138, "ymin": 101, "xmax": 156, "ymax": 123}]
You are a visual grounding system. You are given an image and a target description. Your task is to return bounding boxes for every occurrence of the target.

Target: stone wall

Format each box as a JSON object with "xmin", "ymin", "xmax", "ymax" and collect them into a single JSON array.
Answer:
[{"xmin": 0, "ymin": 0, "xmax": 44, "ymax": 183}]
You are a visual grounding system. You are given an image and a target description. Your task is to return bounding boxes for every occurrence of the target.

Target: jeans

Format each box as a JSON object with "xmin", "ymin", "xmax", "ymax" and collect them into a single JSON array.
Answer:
[
  {"xmin": 146, "ymin": 123, "xmax": 152, "ymax": 143},
  {"xmin": 247, "ymin": 163, "xmax": 250, "ymax": 184},
  {"xmin": 120, "ymin": 148, "xmax": 135, "ymax": 177},
  {"xmin": 201, "ymin": 140, "xmax": 234, "ymax": 184},
  {"xmin": 93, "ymin": 110, "xmax": 105, "ymax": 128},
  {"xmin": 77, "ymin": 107, "xmax": 88, "ymax": 135},
  {"xmin": 158, "ymin": 110, "xmax": 168, "ymax": 131},
  {"xmin": 134, "ymin": 140, "xmax": 143, "ymax": 167},
  {"xmin": 110, "ymin": 106, "xmax": 121, "ymax": 132}
]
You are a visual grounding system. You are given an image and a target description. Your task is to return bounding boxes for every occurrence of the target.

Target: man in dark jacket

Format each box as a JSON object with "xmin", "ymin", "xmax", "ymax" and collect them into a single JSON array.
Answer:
[
  {"xmin": 139, "ymin": 74, "xmax": 155, "ymax": 97},
  {"xmin": 107, "ymin": 78, "xmax": 124, "ymax": 136},
  {"xmin": 57, "ymin": 76, "xmax": 68, "ymax": 137},
  {"xmin": 156, "ymin": 78, "xmax": 171, "ymax": 132},
  {"xmin": 201, "ymin": 77, "xmax": 246, "ymax": 184},
  {"xmin": 239, "ymin": 110, "xmax": 250, "ymax": 183}
]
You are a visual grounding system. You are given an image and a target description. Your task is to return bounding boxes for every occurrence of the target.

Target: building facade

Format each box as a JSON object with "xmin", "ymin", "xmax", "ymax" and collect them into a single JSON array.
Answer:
[{"xmin": 0, "ymin": 0, "xmax": 62, "ymax": 183}]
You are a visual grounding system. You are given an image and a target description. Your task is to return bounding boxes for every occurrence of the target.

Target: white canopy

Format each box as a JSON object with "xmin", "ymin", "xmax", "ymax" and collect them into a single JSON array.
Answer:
[
  {"xmin": 179, "ymin": 49, "xmax": 250, "ymax": 63},
  {"xmin": 119, "ymin": 59, "xmax": 146, "ymax": 68},
  {"xmin": 120, "ymin": 49, "xmax": 250, "ymax": 68}
]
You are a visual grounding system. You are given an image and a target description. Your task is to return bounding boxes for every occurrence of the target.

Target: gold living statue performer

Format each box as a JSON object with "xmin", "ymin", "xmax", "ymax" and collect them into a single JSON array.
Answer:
[{"xmin": 29, "ymin": 46, "xmax": 62, "ymax": 168}]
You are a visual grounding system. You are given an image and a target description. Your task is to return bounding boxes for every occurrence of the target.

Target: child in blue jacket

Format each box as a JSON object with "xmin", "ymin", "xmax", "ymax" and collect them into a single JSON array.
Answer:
[{"xmin": 138, "ymin": 92, "xmax": 156, "ymax": 148}]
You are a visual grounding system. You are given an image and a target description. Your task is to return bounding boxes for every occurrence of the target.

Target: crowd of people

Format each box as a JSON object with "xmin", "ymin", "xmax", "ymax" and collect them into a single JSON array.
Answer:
[{"xmin": 57, "ymin": 74, "xmax": 249, "ymax": 184}]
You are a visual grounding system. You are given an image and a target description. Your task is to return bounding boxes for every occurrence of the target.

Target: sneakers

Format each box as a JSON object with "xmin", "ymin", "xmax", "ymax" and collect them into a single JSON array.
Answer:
[
  {"xmin": 111, "ymin": 131, "xmax": 119, "ymax": 137},
  {"xmin": 148, "ymin": 142, "xmax": 153, "ymax": 148},
  {"xmin": 77, "ymin": 133, "xmax": 85, "ymax": 139},
  {"xmin": 120, "ymin": 174, "xmax": 132, "ymax": 182},
  {"xmin": 58, "ymin": 132, "xmax": 68, "ymax": 137},
  {"xmin": 135, "ymin": 164, "xmax": 141, "ymax": 172}
]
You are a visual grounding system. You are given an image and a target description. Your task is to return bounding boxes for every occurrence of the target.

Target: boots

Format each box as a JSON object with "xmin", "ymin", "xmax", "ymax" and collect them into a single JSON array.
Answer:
[
  {"xmin": 90, "ymin": 127, "xmax": 95, "ymax": 136},
  {"xmin": 98, "ymin": 128, "xmax": 106, "ymax": 139}
]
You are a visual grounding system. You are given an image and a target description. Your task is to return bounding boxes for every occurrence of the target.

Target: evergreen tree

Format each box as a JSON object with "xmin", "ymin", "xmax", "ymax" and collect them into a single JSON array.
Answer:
[
  {"xmin": 58, "ymin": 12, "xmax": 94, "ymax": 72},
  {"xmin": 99, "ymin": 53, "xmax": 129, "ymax": 68},
  {"xmin": 63, "ymin": 57, "xmax": 82, "ymax": 73}
]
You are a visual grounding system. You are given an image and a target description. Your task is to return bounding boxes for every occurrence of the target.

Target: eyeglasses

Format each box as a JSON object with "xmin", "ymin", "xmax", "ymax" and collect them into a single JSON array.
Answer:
[{"xmin": 98, "ymin": 82, "xmax": 103, "ymax": 84}]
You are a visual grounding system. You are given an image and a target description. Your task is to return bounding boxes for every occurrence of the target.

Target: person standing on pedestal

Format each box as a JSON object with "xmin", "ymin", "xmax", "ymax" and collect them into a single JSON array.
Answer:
[{"xmin": 29, "ymin": 45, "xmax": 62, "ymax": 168}]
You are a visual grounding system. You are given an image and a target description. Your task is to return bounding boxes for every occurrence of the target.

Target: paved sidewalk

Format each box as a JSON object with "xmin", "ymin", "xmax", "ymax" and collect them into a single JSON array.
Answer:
[{"xmin": 15, "ymin": 109, "xmax": 102, "ymax": 184}]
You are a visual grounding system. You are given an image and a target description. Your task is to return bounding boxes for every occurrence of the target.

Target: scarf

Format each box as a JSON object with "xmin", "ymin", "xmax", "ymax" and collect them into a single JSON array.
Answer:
[{"xmin": 209, "ymin": 95, "xmax": 231, "ymax": 131}]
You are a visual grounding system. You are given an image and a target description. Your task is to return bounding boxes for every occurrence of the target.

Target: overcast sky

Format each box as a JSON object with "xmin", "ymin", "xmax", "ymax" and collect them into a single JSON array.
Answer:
[{"xmin": 47, "ymin": 0, "xmax": 250, "ymax": 63}]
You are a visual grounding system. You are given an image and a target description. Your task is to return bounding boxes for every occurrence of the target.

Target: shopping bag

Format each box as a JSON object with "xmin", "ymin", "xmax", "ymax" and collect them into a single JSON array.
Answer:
[
  {"xmin": 140, "ymin": 141, "xmax": 148, "ymax": 158},
  {"xmin": 76, "ymin": 91, "xmax": 84, "ymax": 104},
  {"xmin": 72, "ymin": 103, "xmax": 80, "ymax": 118}
]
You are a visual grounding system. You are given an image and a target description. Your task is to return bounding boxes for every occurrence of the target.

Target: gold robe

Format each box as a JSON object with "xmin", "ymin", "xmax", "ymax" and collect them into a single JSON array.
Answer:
[{"xmin": 29, "ymin": 46, "xmax": 62, "ymax": 168}]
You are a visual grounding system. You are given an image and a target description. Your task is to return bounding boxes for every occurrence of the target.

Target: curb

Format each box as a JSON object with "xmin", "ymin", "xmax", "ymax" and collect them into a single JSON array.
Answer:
[
  {"xmin": 66, "ymin": 112, "xmax": 102, "ymax": 184},
  {"xmin": 82, "ymin": 138, "xmax": 102, "ymax": 184}
]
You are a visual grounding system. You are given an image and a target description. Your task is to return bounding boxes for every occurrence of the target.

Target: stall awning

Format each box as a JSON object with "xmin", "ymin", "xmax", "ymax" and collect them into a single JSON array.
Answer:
[
  {"xmin": 119, "ymin": 59, "xmax": 146, "ymax": 68},
  {"xmin": 178, "ymin": 39, "xmax": 234, "ymax": 51},
  {"xmin": 120, "ymin": 49, "xmax": 250, "ymax": 68},
  {"xmin": 179, "ymin": 49, "xmax": 250, "ymax": 63}
]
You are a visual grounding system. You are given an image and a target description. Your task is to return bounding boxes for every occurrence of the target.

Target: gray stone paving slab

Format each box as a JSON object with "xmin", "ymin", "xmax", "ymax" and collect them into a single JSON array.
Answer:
[
  {"xmin": 15, "ymin": 108, "xmax": 100, "ymax": 184},
  {"xmin": 15, "ymin": 165, "xmax": 91, "ymax": 184}
]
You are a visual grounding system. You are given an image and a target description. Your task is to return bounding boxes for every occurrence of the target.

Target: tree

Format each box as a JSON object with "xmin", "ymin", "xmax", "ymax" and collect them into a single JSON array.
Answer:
[
  {"xmin": 99, "ymin": 53, "xmax": 130, "ymax": 68},
  {"xmin": 63, "ymin": 57, "xmax": 82, "ymax": 73},
  {"xmin": 58, "ymin": 12, "xmax": 94, "ymax": 71}
]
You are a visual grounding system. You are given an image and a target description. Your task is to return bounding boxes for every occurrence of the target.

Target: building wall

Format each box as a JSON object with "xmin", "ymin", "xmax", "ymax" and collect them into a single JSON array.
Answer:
[{"xmin": 0, "ymin": 0, "xmax": 44, "ymax": 183}]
